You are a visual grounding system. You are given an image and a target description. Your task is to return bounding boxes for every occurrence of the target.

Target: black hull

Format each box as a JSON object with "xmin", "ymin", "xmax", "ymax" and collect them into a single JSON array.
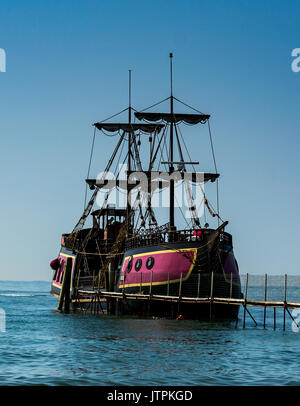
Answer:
[{"xmin": 116, "ymin": 300, "xmax": 240, "ymax": 320}]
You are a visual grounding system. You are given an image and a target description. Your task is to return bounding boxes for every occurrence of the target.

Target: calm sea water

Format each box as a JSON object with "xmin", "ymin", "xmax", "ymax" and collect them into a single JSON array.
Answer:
[{"xmin": 0, "ymin": 279, "xmax": 300, "ymax": 386}]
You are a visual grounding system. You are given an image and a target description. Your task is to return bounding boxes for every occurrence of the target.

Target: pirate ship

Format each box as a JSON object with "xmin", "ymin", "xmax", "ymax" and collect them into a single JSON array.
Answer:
[{"xmin": 50, "ymin": 54, "xmax": 242, "ymax": 319}]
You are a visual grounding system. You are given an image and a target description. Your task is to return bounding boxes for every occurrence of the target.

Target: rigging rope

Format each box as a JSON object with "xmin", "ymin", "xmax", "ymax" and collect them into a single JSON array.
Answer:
[
  {"xmin": 173, "ymin": 96, "xmax": 206, "ymax": 115},
  {"xmin": 140, "ymin": 96, "xmax": 171, "ymax": 112},
  {"xmin": 98, "ymin": 107, "xmax": 129, "ymax": 123},
  {"xmin": 207, "ymin": 119, "xmax": 220, "ymax": 224},
  {"xmin": 177, "ymin": 124, "xmax": 223, "ymax": 223},
  {"xmin": 69, "ymin": 131, "xmax": 126, "ymax": 239},
  {"xmin": 84, "ymin": 125, "xmax": 97, "ymax": 207},
  {"xmin": 168, "ymin": 97, "xmax": 221, "ymax": 224}
]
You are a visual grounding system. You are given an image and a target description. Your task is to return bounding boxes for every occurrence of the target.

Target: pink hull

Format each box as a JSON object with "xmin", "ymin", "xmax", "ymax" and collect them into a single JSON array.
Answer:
[{"xmin": 119, "ymin": 248, "xmax": 198, "ymax": 288}]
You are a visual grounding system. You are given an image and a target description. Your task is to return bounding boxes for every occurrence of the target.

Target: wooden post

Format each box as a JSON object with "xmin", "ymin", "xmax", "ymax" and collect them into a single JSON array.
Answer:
[
  {"xmin": 63, "ymin": 258, "xmax": 72, "ymax": 313},
  {"xmin": 107, "ymin": 262, "xmax": 115, "ymax": 315},
  {"xmin": 283, "ymin": 274, "xmax": 287, "ymax": 331},
  {"xmin": 197, "ymin": 273, "xmax": 200, "ymax": 298},
  {"xmin": 210, "ymin": 272, "xmax": 214, "ymax": 321},
  {"xmin": 286, "ymin": 307, "xmax": 300, "ymax": 330},
  {"xmin": 263, "ymin": 274, "xmax": 267, "ymax": 328},
  {"xmin": 149, "ymin": 271, "xmax": 153, "ymax": 296},
  {"xmin": 108, "ymin": 262, "xmax": 114, "ymax": 291},
  {"xmin": 243, "ymin": 273, "xmax": 249, "ymax": 329},
  {"xmin": 244, "ymin": 306, "xmax": 258, "ymax": 327},
  {"xmin": 148, "ymin": 271, "xmax": 153, "ymax": 316},
  {"xmin": 90, "ymin": 296, "xmax": 94, "ymax": 314},
  {"xmin": 57, "ymin": 257, "xmax": 73, "ymax": 313},
  {"xmin": 104, "ymin": 269, "xmax": 109, "ymax": 292},
  {"xmin": 98, "ymin": 294, "xmax": 105, "ymax": 314},
  {"xmin": 210, "ymin": 272, "xmax": 214, "ymax": 299},
  {"xmin": 274, "ymin": 307, "xmax": 276, "ymax": 330},
  {"xmin": 177, "ymin": 272, "xmax": 183, "ymax": 317},
  {"xmin": 57, "ymin": 262, "xmax": 67, "ymax": 311},
  {"xmin": 179, "ymin": 272, "xmax": 183, "ymax": 299},
  {"xmin": 121, "ymin": 270, "xmax": 126, "ymax": 316}
]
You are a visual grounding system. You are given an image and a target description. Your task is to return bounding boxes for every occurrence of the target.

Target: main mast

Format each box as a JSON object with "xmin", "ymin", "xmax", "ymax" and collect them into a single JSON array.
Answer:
[
  {"xmin": 127, "ymin": 70, "xmax": 132, "ymax": 236},
  {"xmin": 128, "ymin": 69, "xmax": 132, "ymax": 172},
  {"xmin": 169, "ymin": 53, "xmax": 175, "ymax": 231}
]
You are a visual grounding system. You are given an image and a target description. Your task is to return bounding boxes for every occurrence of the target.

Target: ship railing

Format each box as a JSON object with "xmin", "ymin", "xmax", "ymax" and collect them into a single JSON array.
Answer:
[
  {"xmin": 125, "ymin": 229, "xmax": 205, "ymax": 249},
  {"xmin": 62, "ymin": 236, "xmax": 115, "ymax": 253},
  {"xmin": 125, "ymin": 229, "xmax": 233, "ymax": 250},
  {"xmin": 63, "ymin": 229, "xmax": 231, "ymax": 252}
]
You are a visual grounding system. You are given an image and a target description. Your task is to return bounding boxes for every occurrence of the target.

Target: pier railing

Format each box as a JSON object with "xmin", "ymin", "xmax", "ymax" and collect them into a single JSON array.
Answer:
[{"xmin": 71, "ymin": 272, "xmax": 300, "ymax": 331}]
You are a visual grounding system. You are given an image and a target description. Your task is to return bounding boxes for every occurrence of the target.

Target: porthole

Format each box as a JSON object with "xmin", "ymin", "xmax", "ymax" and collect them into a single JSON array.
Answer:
[
  {"xmin": 146, "ymin": 256, "xmax": 155, "ymax": 270},
  {"xmin": 127, "ymin": 257, "xmax": 133, "ymax": 273},
  {"xmin": 135, "ymin": 259, "xmax": 142, "ymax": 272}
]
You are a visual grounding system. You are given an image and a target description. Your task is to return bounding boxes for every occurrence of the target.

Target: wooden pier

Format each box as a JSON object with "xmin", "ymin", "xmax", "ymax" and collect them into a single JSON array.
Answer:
[{"xmin": 71, "ymin": 273, "xmax": 300, "ymax": 331}]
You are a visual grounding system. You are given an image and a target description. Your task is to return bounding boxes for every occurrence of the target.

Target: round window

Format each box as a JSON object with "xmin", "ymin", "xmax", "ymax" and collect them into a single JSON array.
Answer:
[
  {"xmin": 127, "ymin": 257, "xmax": 133, "ymax": 273},
  {"xmin": 146, "ymin": 256, "xmax": 155, "ymax": 270},
  {"xmin": 135, "ymin": 258, "xmax": 142, "ymax": 272}
]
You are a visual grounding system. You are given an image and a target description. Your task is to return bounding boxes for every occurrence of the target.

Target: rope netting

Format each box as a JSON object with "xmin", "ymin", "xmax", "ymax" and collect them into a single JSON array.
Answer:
[{"xmin": 239, "ymin": 274, "xmax": 300, "ymax": 302}]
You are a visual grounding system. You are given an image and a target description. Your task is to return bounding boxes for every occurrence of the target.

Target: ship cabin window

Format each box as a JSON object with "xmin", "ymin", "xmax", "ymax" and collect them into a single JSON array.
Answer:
[
  {"xmin": 146, "ymin": 257, "xmax": 155, "ymax": 270},
  {"xmin": 91, "ymin": 206, "xmax": 134, "ymax": 241},
  {"xmin": 135, "ymin": 259, "xmax": 142, "ymax": 272},
  {"xmin": 91, "ymin": 206, "xmax": 132, "ymax": 231},
  {"xmin": 127, "ymin": 257, "xmax": 133, "ymax": 273}
]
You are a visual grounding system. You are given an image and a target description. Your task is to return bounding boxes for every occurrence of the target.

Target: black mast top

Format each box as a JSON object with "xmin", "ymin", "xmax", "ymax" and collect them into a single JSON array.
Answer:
[
  {"xmin": 127, "ymin": 69, "xmax": 133, "ymax": 236},
  {"xmin": 128, "ymin": 69, "xmax": 132, "ymax": 173},
  {"xmin": 169, "ymin": 53, "xmax": 175, "ymax": 230},
  {"xmin": 133, "ymin": 53, "xmax": 212, "ymax": 231}
]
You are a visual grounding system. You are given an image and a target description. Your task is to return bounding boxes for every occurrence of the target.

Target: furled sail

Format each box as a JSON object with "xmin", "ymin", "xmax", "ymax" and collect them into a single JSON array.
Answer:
[
  {"xmin": 134, "ymin": 112, "xmax": 210, "ymax": 125},
  {"xmin": 86, "ymin": 172, "xmax": 219, "ymax": 191},
  {"xmin": 94, "ymin": 122, "xmax": 165, "ymax": 133}
]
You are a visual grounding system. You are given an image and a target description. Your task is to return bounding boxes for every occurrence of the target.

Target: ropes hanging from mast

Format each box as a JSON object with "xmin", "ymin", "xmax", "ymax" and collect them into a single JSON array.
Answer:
[
  {"xmin": 70, "ymin": 57, "xmax": 225, "ymax": 249},
  {"xmin": 70, "ymin": 131, "xmax": 126, "ymax": 238},
  {"xmin": 84, "ymin": 125, "xmax": 97, "ymax": 208},
  {"xmin": 207, "ymin": 119, "xmax": 220, "ymax": 224},
  {"xmin": 171, "ymin": 94, "xmax": 221, "ymax": 223}
]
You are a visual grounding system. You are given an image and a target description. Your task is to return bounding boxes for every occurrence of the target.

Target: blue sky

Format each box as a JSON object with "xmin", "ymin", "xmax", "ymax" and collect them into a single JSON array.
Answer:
[{"xmin": 0, "ymin": 0, "xmax": 299, "ymax": 280}]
